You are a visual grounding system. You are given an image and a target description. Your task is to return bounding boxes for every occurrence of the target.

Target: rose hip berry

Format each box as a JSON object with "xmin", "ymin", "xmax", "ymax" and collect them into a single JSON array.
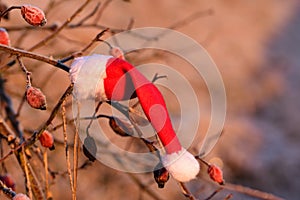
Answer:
[
  {"xmin": 109, "ymin": 117, "xmax": 134, "ymax": 137},
  {"xmin": 83, "ymin": 135, "xmax": 97, "ymax": 162},
  {"xmin": 153, "ymin": 164, "xmax": 170, "ymax": 188},
  {"xmin": 0, "ymin": 28, "xmax": 10, "ymax": 46},
  {"xmin": 0, "ymin": 174, "xmax": 15, "ymax": 190},
  {"xmin": 26, "ymin": 86, "xmax": 47, "ymax": 110},
  {"xmin": 21, "ymin": 5, "xmax": 46, "ymax": 26},
  {"xmin": 207, "ymin": 164, "xmax": 224, "ymax": 185},
  {"xmin": 39, "ymin": 130, "xmax": 54, "ymax": 149}
]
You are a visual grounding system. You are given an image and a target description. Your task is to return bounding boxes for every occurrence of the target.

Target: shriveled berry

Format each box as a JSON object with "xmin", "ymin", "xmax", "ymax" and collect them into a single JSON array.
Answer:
[
  {"xmin": 83, "ymin": 135, "xmax": 97, "ymax": 162},
  {"xmin": 13, "ymin": 193, "xmax": 31, "ymax": 200},
  {"xmin": 39, "ymin": 130, "xmax": 54, "ymax": 149},
  {"xmin": 153, "ymin": 163, "xmax": 169, "ymax": 188},
  {"xmin": 0, "ymin": 174, "xmax": 15, "ymax": 190},
  {"xmin": 21, "ymin": 5, "xmax": 46, "ymax": 26},
  {"xmin": 109, "ymin": 117, "xmax": 134, "ymax": 137},
  {"xmin": 26, "ymin": 86, "xmax": 47, "ymax": 110},
  {"xmin": 129, "ymin": 109, "xmax": 149, "ymax": 126},
  {"xmin": 0, "ymin": 28, "xmax": 10, "ymax": 46},
  {"xmin": 207, "ymin": 164, "xmax": 224, "ymax": 185}
]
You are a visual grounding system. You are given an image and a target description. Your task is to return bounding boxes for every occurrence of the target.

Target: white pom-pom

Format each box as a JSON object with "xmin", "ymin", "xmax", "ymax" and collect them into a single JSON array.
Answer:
[{"xmin": 162, "ymin": 148, "xmax": 200, "ymax": 182}]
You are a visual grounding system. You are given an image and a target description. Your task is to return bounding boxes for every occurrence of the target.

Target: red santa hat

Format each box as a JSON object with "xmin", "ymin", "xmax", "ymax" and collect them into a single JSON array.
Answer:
[{"xmin": 69, "ymin": 54, "xmax": 199, "ymax": 182}]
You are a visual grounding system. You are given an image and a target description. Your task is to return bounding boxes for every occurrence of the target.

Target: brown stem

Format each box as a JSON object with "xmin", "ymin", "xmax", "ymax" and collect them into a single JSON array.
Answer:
[
  {"xmin": 28, "ymin": 0, "xmax": 92, "ymax": 51},
  {"xmin": 70, "ymin": 2, "xmax": 101, "ymax": 27},
  {"xmin": 126, "ymin": 172, "xmax": 163, "ymax": 200},
  {"xmin": 223, "ymin": 183, "xmax": 284, "ymax": 200},
  {"xmin": 59, "ymin": 29, "xmax": 109, "ymax": 63},
  {"xmin": 16, "ymin": 56, "xmax": 32, "ymax": 86},
  {"xmin": 0, "ymin": 76, "xmax": 24, "ymax": 141},
  {"xmin": 204, "ymin": 188, "xmax": 223, "ymax": 200},
  {"xmin": 93, "ymin": 0, "xmax": 113, "ymax": 24},
  {"xmin": 0, "ymin": 6, "xmax": 21, "ymax": 20},
  {"xmin": 178, "ymin": 182, "xmax": 196, "ymax": 200},
  {"xmin": 0, "ymin": 44, "xmax": 69, "ymax": 72}
]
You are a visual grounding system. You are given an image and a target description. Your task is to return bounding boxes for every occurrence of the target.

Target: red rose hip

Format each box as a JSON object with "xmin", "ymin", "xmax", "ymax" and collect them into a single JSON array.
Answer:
[
  {"xmin": 39, "ymin": 130, "xmax": 54, "ymax": 149},
  {"xmin": 207, "ymin": 164, "xmax": 224, "ymax": 185},
  {"xmin": 0, "ymin": 174, "xmax": 15, "ymax": 190},
  {"xmin": 153, "ymin": 163, "xmax": 169, "ymax": 188},
  {"xmin": 21, "ymin": 5, "xmax": 46, "ymax": 26},
  {"xmin": 0, "ymin": 28, "xmax": 10, "ymax": 46},
  {"xmin": 26, "ymin": 86, "xmax": 47, "ymax": 110}
]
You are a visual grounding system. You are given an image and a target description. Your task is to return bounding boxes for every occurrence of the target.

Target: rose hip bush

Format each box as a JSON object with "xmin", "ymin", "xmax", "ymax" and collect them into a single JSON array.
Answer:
[{"xmin": 0, "ymin": 1, "xmax": 287, "ymax": 200}]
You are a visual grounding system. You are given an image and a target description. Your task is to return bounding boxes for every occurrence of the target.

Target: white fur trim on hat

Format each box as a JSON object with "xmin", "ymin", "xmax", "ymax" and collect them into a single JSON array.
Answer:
[
  {"xmin": 69, "ymin": 54, "xmax": 112, "ymax": 101},
  {"xmin": 162, "ymin": 148, "xmax": 200, "ymax": 182}
]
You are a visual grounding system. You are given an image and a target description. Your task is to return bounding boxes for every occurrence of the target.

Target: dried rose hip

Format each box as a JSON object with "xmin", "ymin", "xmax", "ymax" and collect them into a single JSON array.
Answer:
[
  {"xmin": 207, "ymin": 164, "xmax": 224, "ymax": 185},
  {"xmin": 83, "ymin": 135, "xmax": 97, "ymax": 162},
  {"xmin": 109, "ymin": 117, "xmax": 134, "ymax": 137},
  {"xmin": 39, "ymin": 130, "xmax": 54, "ymax": 149},
  {"xmin": 153, "ymin": 163, "xmax": 169, "ymax": 188},
  {"xmin": 21, "ymin": 5, "xmax": 46, "ymax": 26},
  {"xmin": 0, "ymin": 174, "xmax": 15, "ymax": 190},
  {"xmin": 26, "ymin": 86, "xmax": 47, "ymax": 110},
  {"xmin": 0, "ymin": 28, "xmax": 10, "ymax": 46},
  {"xmin": 12, "ymin": 193, "xmax": 31, "ymax": 200}
]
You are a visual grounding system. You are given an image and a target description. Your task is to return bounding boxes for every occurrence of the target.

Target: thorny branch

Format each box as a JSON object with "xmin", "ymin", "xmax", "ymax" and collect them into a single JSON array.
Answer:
[
  {"xmin": 28, "ymin": 0, "xmax": 92, "ymax": 51},
  {"xmin": 0, "ymin": 44, "xmax": 69, "ymax": 72}
]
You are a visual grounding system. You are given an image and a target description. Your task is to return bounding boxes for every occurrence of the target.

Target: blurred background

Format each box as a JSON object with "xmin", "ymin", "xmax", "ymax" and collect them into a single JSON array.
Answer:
[{"xmin": 1, "ymin": 0, "xmax": 300, "ymax": 199}]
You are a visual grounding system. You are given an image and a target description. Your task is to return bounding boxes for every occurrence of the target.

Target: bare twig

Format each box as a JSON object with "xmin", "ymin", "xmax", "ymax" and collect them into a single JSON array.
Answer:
[
  {"xmin": 28, "ymin": 0, "xmax": 92, "ymax": 51},
  {"xmin": 16, "ymin": 56, "xmax": 31, "ymax": 86},
  {"xmin": 0, "ymin": 6, "xmax": 21, "ymax": 20},
  {"xmin": 0, "ymin": 144, "xmax": 24, "ymax": 163},
  {"xmin": 223, "ymin": 183, "xmax": 284, "ymax": 200},
  {"xmin": 4, "ymin": 23, "xmax": 124, "ymax": 33},
  {"xmin": 0, "ymin": 44, "xmax": 69, "ymax": 72},
  {"xmin": 59, "ymin": 29, "xmax": 109, "ymax": 63},
  {"xmin": 70, "ymin": 2, "xmax": 101, "ymax": 27},
  {"xmin": 224, "ymin": 193, "xmax": 233, "ymax": 200},
  {"xmin": 0, "ymin": 77, "xmax": 24, "ymax": 141},
  {"xmin": 168, "ymin": 9, "xmax": 213, "ymax": 30},
  {"xmin": 93, "ymin": 0, "xmax": 113, "ymax": 24},
  {"xmin": 204, "ymin": 188, "xmax": 223, "ymax": 200},
  {"xmin": 126, "ymin": 172, "xmax": 163, "ymax": 200},
  {"xmin": 15, "ymin": 92, "xmax": 26, "ymax": 118},
  {"xmin": 178, "ymin": 182, "xmax": 196, "ymax": 200}
]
